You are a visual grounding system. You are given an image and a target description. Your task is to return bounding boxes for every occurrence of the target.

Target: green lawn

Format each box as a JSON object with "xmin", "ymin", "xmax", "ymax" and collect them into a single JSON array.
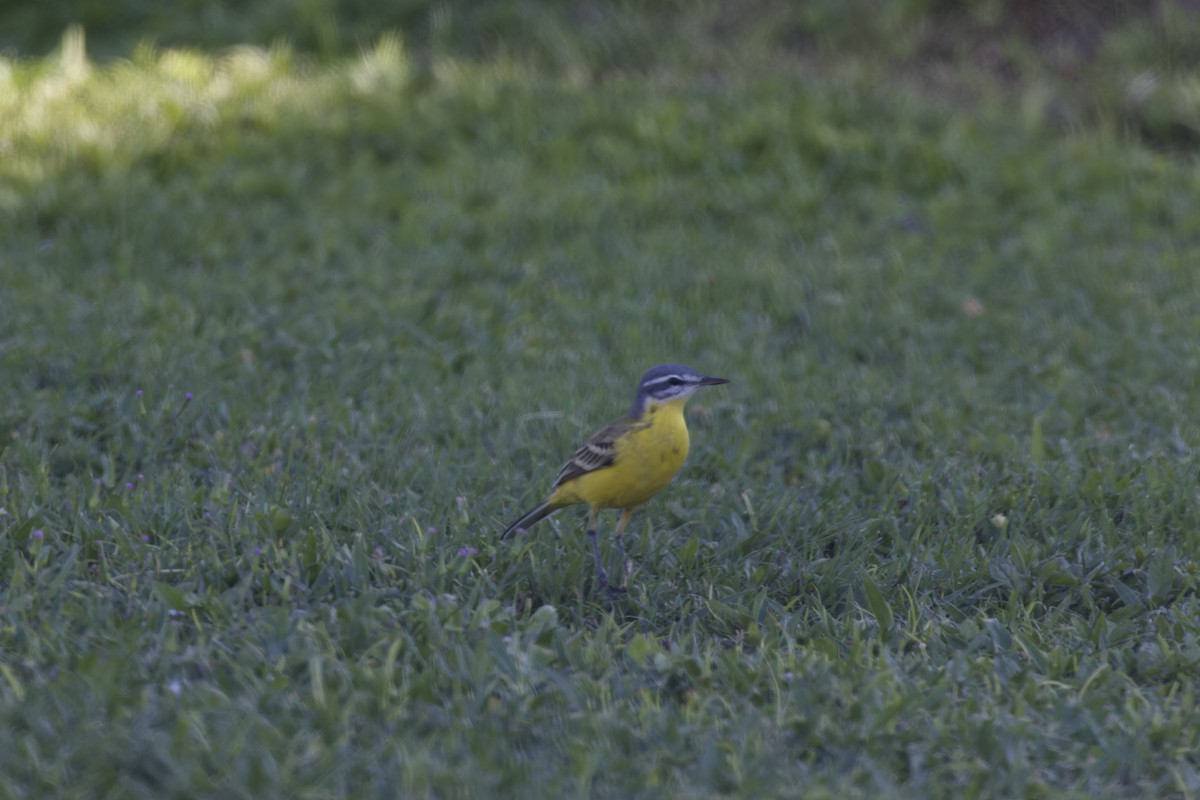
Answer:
[{"xmin": 3, "ymin": 3, "xmax": 1200, "ymax": 798}]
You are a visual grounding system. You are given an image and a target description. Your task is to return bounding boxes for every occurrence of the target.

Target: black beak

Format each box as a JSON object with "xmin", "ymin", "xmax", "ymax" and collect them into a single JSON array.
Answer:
[{"xmin": 700, "ymin": 375, "xmax": 729, "ymax": 386}]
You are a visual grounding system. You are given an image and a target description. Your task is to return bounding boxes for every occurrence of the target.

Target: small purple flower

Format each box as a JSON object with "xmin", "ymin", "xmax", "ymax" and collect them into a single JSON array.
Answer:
[
  {"xmin": 136, "ymin": 389, "xmax": 143, "ymax": 398},
  {"xmin": 142, "ymin": 534, "xmax": 151, "ymax": 543},
  {"xmin": 125, "ymin": 482, "xmax": 134, "ymax": 490},
  {"xmin": 32, "ymin": 529, "xmax": 44, "ymax": 539},
  {"xmin": 137, "ymin": 473, "xmax": 144, "ymax": 481},
  {"xmin": 184, "ymin": 392, "xmax": 193, "ymax": 401},
  {"xmin": 252, "ymin": 546, "xmax": 263, "ymax": 556},
  {"xmin": 458, "ymin": 546, "xmax": 479, "ymax": 557},
  {"xmin": 426, "ymin": 526, "xmax": 437, "ymax": 534}
]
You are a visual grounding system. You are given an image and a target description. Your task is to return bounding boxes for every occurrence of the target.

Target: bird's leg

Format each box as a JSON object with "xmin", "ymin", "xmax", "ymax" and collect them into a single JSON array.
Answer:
[
  {"xmin": 613, "ymin": 508, "xmax": 635, "ymax": 585},
  {"xmin": 586, "ymin": 506, "xmax": 608, "ymax": 590}
]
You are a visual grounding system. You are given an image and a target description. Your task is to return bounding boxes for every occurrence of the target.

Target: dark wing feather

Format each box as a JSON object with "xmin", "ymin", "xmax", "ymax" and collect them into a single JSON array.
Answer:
[{"xmin": 552, "ymin": 415, "xmax": 644, "ymax": 489}]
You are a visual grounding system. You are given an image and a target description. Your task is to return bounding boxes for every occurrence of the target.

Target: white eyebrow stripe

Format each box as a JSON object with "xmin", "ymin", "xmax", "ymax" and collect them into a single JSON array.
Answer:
[{"xmin": 641, "ymin": 374, "xmax": 693, "ymax": 392}]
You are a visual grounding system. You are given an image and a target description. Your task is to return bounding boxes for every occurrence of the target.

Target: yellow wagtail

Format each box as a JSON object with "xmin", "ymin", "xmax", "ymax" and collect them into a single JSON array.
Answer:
[{"xmin": 502, "ymin": 363, "xmax": 728, "ymax": 589}]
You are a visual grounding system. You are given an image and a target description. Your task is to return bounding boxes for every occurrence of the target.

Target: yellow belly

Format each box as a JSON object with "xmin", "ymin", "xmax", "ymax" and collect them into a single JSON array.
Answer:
[{"xmin": 550, "ymin": 398, "xmax": 691, "ymax": 510}]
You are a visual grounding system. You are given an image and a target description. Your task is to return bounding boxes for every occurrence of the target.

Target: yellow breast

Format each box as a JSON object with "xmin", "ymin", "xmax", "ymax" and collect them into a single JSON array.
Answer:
[{"xmin": 555, "ymin": 397, "xmax": 691, "ymax": 510}]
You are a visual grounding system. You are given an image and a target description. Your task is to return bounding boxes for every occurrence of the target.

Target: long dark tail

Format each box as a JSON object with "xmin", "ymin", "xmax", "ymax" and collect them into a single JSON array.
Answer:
[{"xmin": 501, "ymin": 502, "xmax": 557, "ymax": 539}]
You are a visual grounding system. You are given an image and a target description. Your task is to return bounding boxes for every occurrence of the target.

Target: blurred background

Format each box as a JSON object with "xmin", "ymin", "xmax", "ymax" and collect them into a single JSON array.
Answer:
[{"xmin": 4, "ymin": 1, "xmax": 1199, "ymax": 142}]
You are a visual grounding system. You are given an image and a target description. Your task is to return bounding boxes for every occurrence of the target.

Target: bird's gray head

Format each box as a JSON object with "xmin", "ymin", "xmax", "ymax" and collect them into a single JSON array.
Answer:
[{"xmin": 631, "ymin": 363, "xmax": 728, "ymax": 415}]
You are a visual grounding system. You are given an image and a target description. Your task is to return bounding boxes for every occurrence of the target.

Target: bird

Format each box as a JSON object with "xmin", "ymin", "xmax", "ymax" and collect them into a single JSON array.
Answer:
[{"xmin": 502, "ymin": 363, "xmax": 728, "ymax": 590}]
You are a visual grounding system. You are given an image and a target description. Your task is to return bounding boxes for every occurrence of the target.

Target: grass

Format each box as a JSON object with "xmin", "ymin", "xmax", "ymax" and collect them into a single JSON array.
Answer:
[{"xmin": 2, "ymin": 3, "xmax": 1200, "ymax": 797}]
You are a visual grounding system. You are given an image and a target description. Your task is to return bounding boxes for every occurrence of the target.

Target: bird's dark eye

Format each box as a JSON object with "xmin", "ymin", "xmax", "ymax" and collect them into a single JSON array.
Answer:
[{"xmin": 667, "ymin": 377, "xmax": 683, "ymax": 387}]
